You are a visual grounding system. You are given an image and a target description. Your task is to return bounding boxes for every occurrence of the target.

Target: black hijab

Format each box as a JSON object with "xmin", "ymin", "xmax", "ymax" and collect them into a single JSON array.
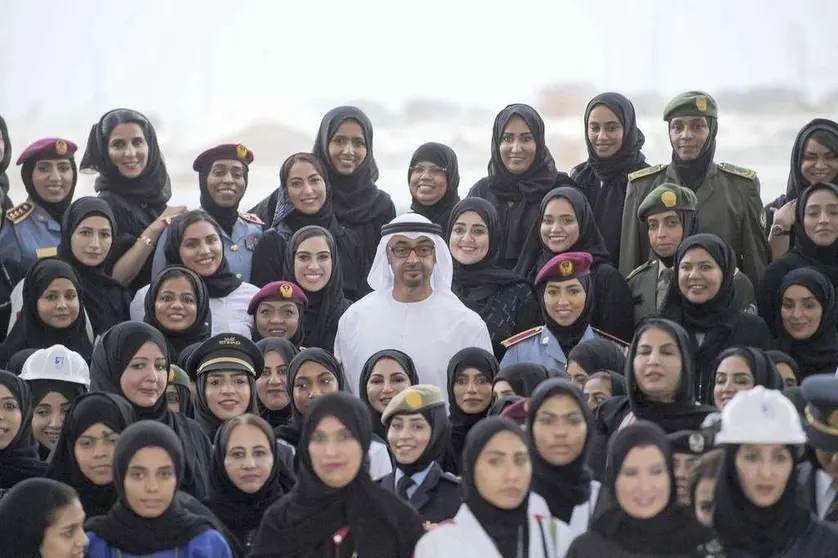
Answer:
[
  {"xmin": 271, "ymin": 153, "xmax": 337, "ymax": 235},
  {"xmin": 767, "ymin": 350, "xmax": 801, "ymax": 383},
  {"xmin": 776, "ymin": 267, "xmax": 838, "ymax": 377},
  {"xmin": 275, "ymin": 348, "xmax": 347, "ymax": 448},
  {"xmin": 45, "ymin": 392, "xmax": 135, "ymax": 517},
  {"xmin": 568, "ymin": 338, "xmax": 627, "ymax": 377},
  {"xmin": 6, "ymin": 348, "xmax": 36, "ymax": 376},
  {"xmin": 256, "ymin": 337, "xmax": 299, "ymax": 428},
  {"xmin": 281, "ymin": 226, "xmax": 350, "ymax": 351},
  {"xmin": 785, "ymin": 118, "xmax": 838, "ymax": 202},
  {"xmin": 713, "ymin": 443, "xmax": 810, "ymax": 556},
  {"xmin": 252, "ymin": 392, "xmax": 424, "ymax": 558},
  {"xmin": 85, "ymin": 421, "xmax": 216, "ymax": 554},
  {"xmin": 712, "ymin": 346, "xmax": 783, "ymax": 392},
  {"xmin": 0, "ymin": 258, "xmax": 92, "ymax": 367},
  {"xmin": 785, "ymin": 183, "xmax": 838, "ymax": 285},
  {"xmin": 539, "ymin": 269, "xmax": 595, "ymax": 358},
  {"xmin": 21, "ymin": 147, "xmax": 77, "ymax": 225},
  {"xmin": 495, "ymin": 362, "xmax": 550, "ymax": 397},
  {"xmin": 670, "ymin": 115, "xmax": 718, "ymax": 191},
  {"xmin": 590, "ymin": 421, "xmax": 714, "ymax": 554},
  {"xmin": 515, "ymin": 186, "xmax": 612, "ymax": 280},
  {"xmin": 206, "ymin": 416, "xmax": 296, "ymax": 543},
  {"xmin": 358, "ymin": 349, "xmax": 419, "ymax": 440},
  {"xmin": 446, "ymin": 348, "xmax": 499, "ymax": 458},
  {"xmin": 58, "ymin": 197, "xmax": 131, "ymax": 335},
  {"xmin": 194, "ymin": 363, "xmax": 259, "ymax": 441},
  {"xmin": 143, "ymin": 266, "xmax": 212, "ymax": 363},
  {"xmin": 448, "ymin": 198, "xmax": 534, "ymax": 311},
  {"xmin": 573, "ymin": 93, "xmax": 647, "ymax": 262},
  {"xmin": 408, "ymin": 142, "xmax": 461, "ymax": 228},
  {"xmin": 527, "ymin": 379, "xmax": 593, "ymax": 523},
  {"xmin": 162, "ymin": 210, "xmax": 243, "ymax": 298},
  {"xmin": 197, "ymin": 150, "xmax": 249, "ymax": 236},
  {"xmin": 0, "ymin": 114, "xmax": 10, "ymax": 200},
  {"xmin": 0, "ymin": 370, "xmax": 47, "ymax": 488},
  {"xmin": 462, "ymin": 417, "xmax": 531, "ymax": 558}
]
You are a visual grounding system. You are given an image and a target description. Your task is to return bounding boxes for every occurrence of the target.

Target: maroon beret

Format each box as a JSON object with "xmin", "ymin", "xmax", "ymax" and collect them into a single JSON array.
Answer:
[
  {"xmin": 16, "ymin": 138, "xmax": 77, "ymax": 165},
  {"xmin": 535, "ymin": 251, "xmax": 593, "ymax": 286},
  {"xmin": 193, "ymin": 143, "xmax": 254, "ymax": 171},
  {"xmin": 247, "ymin": 281, "xmax": 309, "ymax": 315},
  {"xmin": 500, "ymin": 397, "xmax": 531, "ymax": 423}
]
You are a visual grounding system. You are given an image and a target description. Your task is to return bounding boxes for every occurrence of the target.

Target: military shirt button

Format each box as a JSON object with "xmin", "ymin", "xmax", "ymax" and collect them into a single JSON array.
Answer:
[
  {"xmin": 230, "ymin": 244, "xmax": 238, "ymax": 252},
  {"xmin": 37, "ymin": 214, "xmax": 44, "ymax": 221}
]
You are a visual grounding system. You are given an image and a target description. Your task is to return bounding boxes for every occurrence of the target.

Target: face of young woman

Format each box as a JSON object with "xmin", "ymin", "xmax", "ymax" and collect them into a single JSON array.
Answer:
[
  {"xmin": 409, "ymin": 159, "xmax": 448, "ymax": 206},
  {"xmin": 154, "ymin": 275, "xmax": 198, "ymax": 332},
  {"xmin": 256, "ymin": 350, "xmax": 289, "ymax": 411},
  {"xmin": 564, "ymin": 361, "xmax": 589, "ymax": 389},
  {"xmin": 70, "ymin": 216, "xmax": 112, "ymax": 267},
  {"xmin": 800, "ymin": 138, "xmax": 838, "ymax": 186},
  {"xmin": 294, "ymin": 236, "xmax": 333, "ymax": 293},
  {"xmin": 166, "ymin": 385, "xmax": 180, "ymax": 414},
  {"xmin": 123, "ymin": 447, "xmax": 178, "ymax": 518},
  {"xmin": 286, "ymin": 161, "xmax": 327, "ymax": 215},
  {"xmin": 32, "ymin": 391, "xmax": 71, "ymax": 451},
  {"xmin": 448, "ymin": 211, "xmax": 490, "ymax": 265},
  {"xmin": 499, "ymin": 116, "xmax": 536, "ymax": 174},
  {"xmin": 803, "ymin": 188, "xmax": 838, "ymax": 247},
  {"xmin": 677, "ymin": 247, "xmax": 723, "ymax": 304},
  {"xmin": 693, "ymin": 477, "xmax": 716, "ymax": 527},
  {"xmin": 583, "ymin": 376, "xmax": 612, "ymax": 411},
  {"xmin": 0, "ymin": 384, "xmax": 22, "ymax": 450},
  {"xmin": 223, "ymin": 423, "xmax": 275, "ymax": 494},
  {"xmin": 532, "ymin": 394, "xmax": 587, "ymax": 466},
  {"xmin": 179, "ymin": 221, "xmax": 222, "ymax": 277},
  {"xmin": 646, "ymin": 210, "xmax": 683, "ymax": 259},
  {"xmin": 107, "ymin": 123, "xmax": 148, "ymax": 178},
  {"xmin": 39, "ymin": 498, "xmax": 88, "ymax": 558},
  {"xmin": 633, "ymin": 327, "xmax": 682, "ymax": 403},
  {"xmin": 473, "ymin": 431, "xmax": 531, "ymax": 509},
  {"xmin": 328, "ymin": 120, "xmax": 367, "ymax": 175},
  {"xmin": 387, "ymin": 412, "xmax": 432, "ymax": 466},
  {"xmin": 668, "ymin": 116, "xmax": 709, "ymax": 161},
  {"xmin": 543, "ymin": 279, "xmax": 586, "ymax": 327},
  {"xmin": 587, "ymin": 104, "xmax": 624, "ymax": 158},
  {"xmin": 365, "ymin": 358, "xmax": 411, "ymax": 413},
  {"xmin": 540, "ymin": 198, "xmax": 580, "ymax": 254},
  {"xmin": 713, "ymin": 355, "xmax": 755, "ymax": 410},
  {"xmin": 31, "ymin": 159, "xmax": 74, "ymax": 204},
  {"xmin": 615, "ymin": 445, "xmax": 670, "ymax": 519},
  {"xmin": 774, "ymin": 363, "xmax": 798, "ymax": 388},
  {"xmin": 37, "ymin": 278, "xmax": 80, "ymax": 329},
  {"xmin": 735, "ymin": 443, "xmax": 793, "ymax": 507},
  {"xmin": 255, "ymin": 301, "xmax": 300, "ymax": 340},
  {"xmin": 204, "ymin": 371, "xmax": 251, "ymax": 421},
  {"xmin": 452, "ymin": 367, "xmax": 492, "ymax": 415},
  {"xmin": 292, "ymin": 362, "xmax": 338, "ymax": 414},
  {"xmin": 119, "ymin": 342, "xmax": 167, "ymax": 409},
  {"xmin": 73, "ymin": 422, "xmax": 120, "ymax": 486},
  {"xmin": 672, "ymin": 453, "xmax": 699, "ymax": 505},
  {"xmin": 206, "ymin": 159, "xmax": 246, "ymax": 208},
  {"xmin": 780, "ymin": 284, "xmax": 823, "ymax": 341},
  {"xmin": 308, "ymin": 415, "xmax": 363, "ymax": 488}
]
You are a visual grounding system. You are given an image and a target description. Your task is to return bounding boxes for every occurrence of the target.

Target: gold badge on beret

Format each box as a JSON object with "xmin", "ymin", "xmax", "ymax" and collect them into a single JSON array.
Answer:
[
  {"xmin": 55, "ymin": 140, "xmax": 68, "ymax": 156},
  {"xmin": 219, "ymin": 336, "xmax": 241, "ymax": 346},
  {"xmin": 168, "ymin": 368, "xmax": 176, "ymax": 383},
  {"xmin": 236, "ymin": 144, "xmax": 248, "ymax": 160},
  {"xmin": 559, "ymin": 260, "xmax": 574, "ymax": 277},
  {"xmin": 280, "ymin": 284, "xmax": 294, "ymax": 299},
  {"xmin": 695, "ymin": 96, "xmax": 707, "ymax": 112},
  {"xmin": 661, "ymin": 190, "xmax": 677, "ymax": 208},
  {"xmin": 404, "ymin": 391, "xmax": 424, "ymax": 410},
  {"xmin": 689, "ymin": 432, "xmax": 705, "ymax": 453}
]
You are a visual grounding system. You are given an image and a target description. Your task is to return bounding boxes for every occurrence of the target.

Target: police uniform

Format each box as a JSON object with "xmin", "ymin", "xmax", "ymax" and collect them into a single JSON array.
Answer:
[
  {"xmin": 500, "ymin": 252, "xmax": 629, "ymax": 372},
  {"xmin": 619, "ymin": 91, "xmax": 769, "ymax": 288},
  {"xmin": 627, "ymin": 183, "xmax": 757, "ymax": 323},
  {"xmin": 0, "ymin": 138, "xmax": 77, "ymax": 270},
  {"xmin": 800, "ymin": 375, "xmax": 838, "ymax": 520}
]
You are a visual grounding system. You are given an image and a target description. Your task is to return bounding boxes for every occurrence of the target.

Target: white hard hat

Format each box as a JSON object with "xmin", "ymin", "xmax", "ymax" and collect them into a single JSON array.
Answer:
[
  {"xmin": 715, "ymin": 386, "xmax": 806, "ymax": 445},
  {"xmin": 19, "ymin": 345, "xmax": 90, "ymax": 388}
]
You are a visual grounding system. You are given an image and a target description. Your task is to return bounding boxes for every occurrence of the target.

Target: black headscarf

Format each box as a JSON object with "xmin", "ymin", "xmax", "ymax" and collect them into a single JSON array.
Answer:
[
  {"xmin": 0, "ymin": 114, "xmax": 10, "ymax": 200},
  {"xmin": 527, "ymin": 379, "xmax": 593, "ymax": 523},
  {"xmin": 591, "ymin": 421, "xmax": 714, "ymax": 554},
  {"xmin": 670, "ymin": 115, "xmax": 718, "ymax": 191},
  {"xmin": 85, "ymin": 421, "xmax": 216, "ymax": 554},
  {"xmin": 385, "ymin": 396, "xmax": 451, "ymax": 477},
  {"xmin": 446, "ymin": 348, "xmax": 499, "ymax": 460},
  {"xmin": 495, "ymin": 363, "xmax": 550, "ymax": 397},
  {"xmin": 448, "ymin": 198, "xmax": 534, "ymax": 312},
  {"xmin": 197, "ymin": 150, "xmax": 250, "ymax": 236},
  {"xmin": 143, "ymin": 266, "xmax": 212, "ymax": 363},
  {"xmin": 194, "ymin": 363, "xmax": 259, "ymax": 441},
  {"xmin": 767, "ymin": 350, "xmax": 801, "ymax": 383},
  {"xmin": 712, "ymin": 346, "xmax": 783, "ymax": 392},
  {"xmin": 785, "ymin": 118, "xmax": 838, "ymax": 202},
  {"xmin": 573, "ymin": 93, "xmax": 648, "ymax": 262},
  {"xmin": 21, "ymin": 147, "xmax": 77, "ymax": 225},
  {"xmin": 539, "ymin": 269, "xmax": 595, "ymax": 358},
  {"xmin": 58, "ymin": 197, "xmax": 131, "ymax": 335},
  {"xmin": 6, "ymin": 348, "xmax": 36, "ymax": 376},
  {"xmin": 515, "ymin": 186, "xmax": 612, "ymax": 280},
  {"xmin": 358, "ymin": 349, "xmax": 419, "ymax": 440},
  {"xmin": 713, "ymin": 443, "xmax": 810, "ymax": 556},
  {"xmin": 281, "ymin": 226, "xmax": 350, "ymax": 351},
  {"xmin": 786, "ymin": 183, "xmax": 838, "ymax": 285},
  {"xmin": 206, "ymin": 416, "xmax": 296, "ymax": 543},
  {"xmin": 256, "ymin": 337, "xmax": 299, "ymax": 428},
  {"xmin": 462, "ymin": 417, "xmax": 531, "ymax": 558},
  {"xmin": 568, "ymin": 338, "xmax": 627, "ymax": 377},
  {"xmin": 0, "ymin": 370, "xmax": 47, "ymax": 488},
  {"xmin": 162, "ymin": 210, "xmax": 243, "ymax": 298},
  {"xmin": 45, "ymin": 392, "xmax": 135, "ymax": 517},
  {"xmin": 0, "ymin": 258, "xmax": 92, "ymax": 367},
  {"xmin": 252, "ymin": 392, "xmax": 424, "ymax": 558},
  {"xmin": 776, "ymin": 267, "xmax": 838, "ymax": 377},
  {"xmin": 408, "ymin": 142, "xmax": 461, "ymax": 228},
  {"xmin": 274, "ymin": 348, "xmax": 347, "ymax": 449},
  {"xmin": 270, "ymin": 153, "xmax": 336, "ymax": 235}
]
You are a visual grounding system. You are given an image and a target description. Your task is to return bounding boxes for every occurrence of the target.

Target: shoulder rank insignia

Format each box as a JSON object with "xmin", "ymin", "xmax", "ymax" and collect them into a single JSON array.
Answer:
[
  {"xmin": 718, "ymin": 162, "xmax": 757, "ymax": 181},
  {"xmin": 627, "ymin": 164, "xmax": 665, "ymax": 182},
  {"xmin": 626, "ymin": 260, "xmax": 654, "ymax": 282},
  {"xmin": 592, "ymin": 327, "xmax": 630, "ymax": 356},
  {"xmin": 6, "ymin": 202, "xmax": 34, "ymax": 225},
  {"xmin": 501, "ymin": 326, "xmax": 544, "ymax": 349},
  {"xmin": 239, "ymin": 212, "xmax": 264, "ymax": 225}
]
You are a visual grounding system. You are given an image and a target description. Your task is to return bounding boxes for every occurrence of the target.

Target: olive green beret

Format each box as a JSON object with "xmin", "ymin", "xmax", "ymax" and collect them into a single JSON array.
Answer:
[
  {"xmin": 663, "ymin": 91, "xmax": 718, "ymax": 121},
  {"xmin": 168, "ymin": 365, "xmax": 190, "ymax": 388},
  {"xmin": 381, "ymin": 384, "xmax": 445, "ymax": 425},
  {"xmin": 638, "ymin": 183, "xmax": 698, "ymax": 221}
]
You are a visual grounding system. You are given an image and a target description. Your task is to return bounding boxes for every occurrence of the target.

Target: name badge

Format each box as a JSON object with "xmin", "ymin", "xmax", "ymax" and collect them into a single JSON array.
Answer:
[{"xmin": 36, "ymin": 246, "xmax": 58, "ymax": 258}]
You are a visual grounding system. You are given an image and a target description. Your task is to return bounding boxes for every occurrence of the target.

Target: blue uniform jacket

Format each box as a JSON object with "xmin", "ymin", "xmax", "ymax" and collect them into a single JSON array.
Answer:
[
  {"xmin": 500, "ymin": 326, "xmax": 600, "ymax": 373},
  {"xmin": 86, "ymin": 529, "xmax": 232, "ymax": 557},
  {"xmin": 0, "ymin": 201, "xmax": 61, "ymax": 271}
]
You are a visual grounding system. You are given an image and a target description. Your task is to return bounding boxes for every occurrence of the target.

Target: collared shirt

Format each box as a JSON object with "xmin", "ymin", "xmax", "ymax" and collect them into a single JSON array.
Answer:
[
  {"xmin": 499, "ymin": 325, "xmax": 599, "ymax": 373},
  {"xmin": 815, "ymin": 468, "xmax": 836, "ymax": 519},
  {"xmin": 394, "ymin": 462, "xmax": 435, "ymax": 499}
]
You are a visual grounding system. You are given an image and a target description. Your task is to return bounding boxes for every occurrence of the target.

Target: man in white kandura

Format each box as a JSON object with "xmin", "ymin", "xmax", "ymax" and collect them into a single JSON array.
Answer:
[{"xmin": 335, "ymin": 213, "xmax": 493, "ymax": 403}]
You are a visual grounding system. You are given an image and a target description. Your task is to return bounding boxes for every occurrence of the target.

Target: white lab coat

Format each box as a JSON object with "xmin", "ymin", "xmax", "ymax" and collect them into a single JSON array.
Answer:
[
  {"xmin": 414, "ymin": 493, "xmax": 576, "ymax": 558},
  {"xmin": 559, "ymin": 480, "xmax": 601, "ymax": 537}
]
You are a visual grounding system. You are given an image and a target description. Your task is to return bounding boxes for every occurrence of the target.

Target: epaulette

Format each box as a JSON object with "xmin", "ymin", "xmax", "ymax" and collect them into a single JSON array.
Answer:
[
  {"xmin": 239, "ymin": 211, "xmax": 264, "ymax": 225},
  {"xmin": 626, "ymin": 260, "xmax": 655, "ymax": 282},
  {"xmin": 718, "ymin": 162, "xmax": 757, "ymax": 181},
  {"xmin": 592, "ymin": 327, "xmax": 630, "ymax": 356},
  {"xmin": 501, "ymin": 326, "xmax": 544, "ymax": 349},
  {"xmin": 627, "ymin": 164, "xmax": 665, "ymax": 182},
  {"xmin": 6, "ymin": 202, "xmax": 34, "ymax": 225}
]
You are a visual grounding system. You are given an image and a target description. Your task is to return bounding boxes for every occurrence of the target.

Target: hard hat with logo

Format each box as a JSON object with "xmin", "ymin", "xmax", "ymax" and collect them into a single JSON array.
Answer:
[
  {"xmin": 714, "ymin": 386, "xmax": 806, "ymax": 445},
  {"xmin": 18, "ymin": 344, "xmax": 90, "ymax": 388}
]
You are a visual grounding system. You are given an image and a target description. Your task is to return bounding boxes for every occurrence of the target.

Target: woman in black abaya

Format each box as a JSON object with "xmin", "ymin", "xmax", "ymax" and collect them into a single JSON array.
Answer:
[
  {"xmin": 0, "ymin": 370, "xmax": 47, "ymax": 494},
  {"xmin": 408, "ymin": 142, "xmax": 461, "ymax": 229}
]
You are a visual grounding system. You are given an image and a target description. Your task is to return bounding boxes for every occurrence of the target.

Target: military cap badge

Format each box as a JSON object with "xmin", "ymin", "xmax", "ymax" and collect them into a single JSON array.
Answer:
[
  {"xmin": 661, "ymin": 190, "xmax": 677, "ymax": 208},
  {"xmin": 559, "ymin": 260, "xmax": 574, "ymax": 277},
  {"xmin": 236, "ymin": 144, "xmax": 248, "ymax": 160},
  {"xmin": 55, "ymin": 140, "xmax": 68, "ymax": 156},
  {"xmin": 695, "ymin": 96, "xmax": 708, "ymax": 112},
  {"xmin": 280, "ymin": 284, "xmax": 293, "ymax": 299}
]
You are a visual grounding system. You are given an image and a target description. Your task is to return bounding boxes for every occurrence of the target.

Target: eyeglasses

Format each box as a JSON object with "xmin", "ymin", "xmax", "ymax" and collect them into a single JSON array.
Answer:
[
  {"xmin": 409, "ymin": 165, "xmax": 447, "ymax": 178},
  {"xmin": 389, "ymin": 244, "xmax": 435, "ymax": 259}
]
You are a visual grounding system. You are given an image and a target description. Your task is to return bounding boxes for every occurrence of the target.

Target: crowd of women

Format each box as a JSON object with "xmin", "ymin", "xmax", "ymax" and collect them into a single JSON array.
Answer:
[{"xmin": 0, "ymin": 89, "xmax": 838, "ymax": 556}]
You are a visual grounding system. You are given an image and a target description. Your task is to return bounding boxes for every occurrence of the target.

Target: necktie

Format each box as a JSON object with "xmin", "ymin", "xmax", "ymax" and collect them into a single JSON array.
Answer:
[
  {"xmin": 397, "ymin": 475, "xmax": 414, "ymax": 502},
  {"xmin": 657, "ymin": 267, "xmax": 673, "ymax": 311},
  {"xmin": 826, "ymin": 491, "xmax": 838, "ymax": 522}
]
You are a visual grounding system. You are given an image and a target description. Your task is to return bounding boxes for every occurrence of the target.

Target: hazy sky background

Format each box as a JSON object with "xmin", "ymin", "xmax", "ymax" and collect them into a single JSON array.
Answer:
[{"xmin": 2, "ymin": 0, "xmax": 837, "ymax": 207}]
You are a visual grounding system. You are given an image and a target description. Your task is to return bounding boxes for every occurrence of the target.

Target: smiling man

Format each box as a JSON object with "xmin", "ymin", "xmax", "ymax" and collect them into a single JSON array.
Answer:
[{"xmin": 334, "ymin": 213, "xmax": 492, "ymax": 403}]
